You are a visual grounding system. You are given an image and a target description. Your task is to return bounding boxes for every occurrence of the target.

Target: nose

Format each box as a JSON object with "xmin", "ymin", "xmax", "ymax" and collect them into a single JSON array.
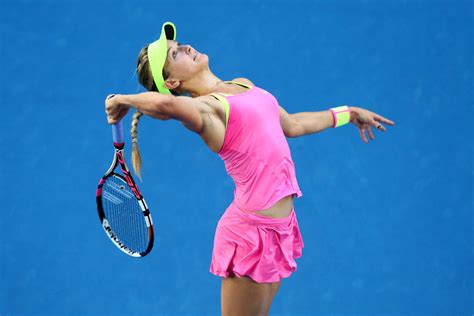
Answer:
[{"xmin": 180, "ymin": 45, "xmax": 192, "ymax": 55}]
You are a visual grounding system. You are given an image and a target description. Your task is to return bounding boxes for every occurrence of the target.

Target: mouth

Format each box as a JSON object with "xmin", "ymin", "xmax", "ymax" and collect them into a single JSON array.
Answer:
[{"xmin": 194, "ymin": 52, "xmax": 199, "ymax": 61}]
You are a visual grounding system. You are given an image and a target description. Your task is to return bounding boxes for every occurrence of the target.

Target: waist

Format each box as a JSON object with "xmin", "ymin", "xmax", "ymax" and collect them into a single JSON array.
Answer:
[{"xmin": 235, "ymin": 194, "xmax": 295, "ymax": 218}]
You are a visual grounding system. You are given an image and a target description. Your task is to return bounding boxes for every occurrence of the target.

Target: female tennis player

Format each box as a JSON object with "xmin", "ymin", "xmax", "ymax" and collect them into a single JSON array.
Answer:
[{"xmin": 105, "ymin": 22, "xmax": 394, "ymax": 316}]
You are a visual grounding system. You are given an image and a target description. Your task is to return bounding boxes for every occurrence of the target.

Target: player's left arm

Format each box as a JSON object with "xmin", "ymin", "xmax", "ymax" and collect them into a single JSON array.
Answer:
[
  {"xmin": 279, "ymin": 105, "xmax": 395, "ymax": 142},
  {"xmin": 279, "ymin": 106, "xmax": 332, "ymax": 138}
]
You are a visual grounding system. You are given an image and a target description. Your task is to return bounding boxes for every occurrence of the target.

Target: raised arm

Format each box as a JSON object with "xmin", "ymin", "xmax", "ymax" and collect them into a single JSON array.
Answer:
[
  {"xmin": 105, "ymin": 92, "xmax": 205, "ymax": 133},
  {"xmin": 279, "ymin": 105, "xmax": 395, "ymax": 142}
]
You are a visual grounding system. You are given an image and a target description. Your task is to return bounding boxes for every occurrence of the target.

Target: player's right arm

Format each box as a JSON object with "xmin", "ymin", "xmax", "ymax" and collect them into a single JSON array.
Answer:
[{"xmin": 105, "ymin": 92, "xmax": 205, "ymax": 133}]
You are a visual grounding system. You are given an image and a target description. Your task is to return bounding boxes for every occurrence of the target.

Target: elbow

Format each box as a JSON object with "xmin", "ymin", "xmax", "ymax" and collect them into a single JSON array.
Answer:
[
  {"xmin": 285, "ymin": 123, "xmax": 303, "ymax": 138},
  {"xmin": 284, "ymin": 128, "xmax": 296, "ymax": 138}
]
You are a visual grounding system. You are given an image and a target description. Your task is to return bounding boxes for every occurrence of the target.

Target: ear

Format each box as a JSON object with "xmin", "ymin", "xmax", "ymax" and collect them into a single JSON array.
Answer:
[{"xmin": 164, "ymin": 78, "xmax": 181, "ymax": 90}]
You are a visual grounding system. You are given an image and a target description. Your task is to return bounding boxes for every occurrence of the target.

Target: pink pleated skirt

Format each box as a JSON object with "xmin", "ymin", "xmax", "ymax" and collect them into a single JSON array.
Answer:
[{"xmin": 209, "ymin": 201, "xmax": 304, "ymax": 283}]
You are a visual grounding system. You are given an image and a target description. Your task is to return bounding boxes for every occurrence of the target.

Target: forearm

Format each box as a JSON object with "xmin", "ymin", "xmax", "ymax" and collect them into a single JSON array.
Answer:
[
  {"xmin": 290, "ymin": 110, "xmax": 335, "ymax": 137},
  {"xmin": 118, "ymin": 92, "xmax": 172, "ymax": 119}
]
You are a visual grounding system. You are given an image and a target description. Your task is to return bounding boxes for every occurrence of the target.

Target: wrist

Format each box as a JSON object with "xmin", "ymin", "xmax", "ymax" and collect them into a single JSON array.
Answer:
[
  {"xmin": 348, "ymin": 106, "xmax": 359, "ymax": 122},
  {"xmin": 329, "ymin": 105, "xmax": 351, "ymax": 128},
  {"xmin": 118, "ymin": 95, "xmax": 135, "ymax": 109}
]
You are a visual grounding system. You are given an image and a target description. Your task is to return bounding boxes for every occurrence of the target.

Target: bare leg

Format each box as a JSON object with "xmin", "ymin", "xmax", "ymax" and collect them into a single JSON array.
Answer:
[{"xmin": 221, "ymin": 276, "xmax": 281, "ymax": 316}]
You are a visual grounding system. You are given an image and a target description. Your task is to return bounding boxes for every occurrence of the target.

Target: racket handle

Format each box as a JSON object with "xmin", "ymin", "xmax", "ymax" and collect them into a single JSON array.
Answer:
[{"xmin": 112, "ymin": 120, "xmax": 124, "ymax": 144}]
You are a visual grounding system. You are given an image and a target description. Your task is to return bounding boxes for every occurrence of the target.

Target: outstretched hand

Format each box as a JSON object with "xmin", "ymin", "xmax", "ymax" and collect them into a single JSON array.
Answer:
[{"xmin": 349, "ymin": 107, "xmax": 395, "ymax": 143}]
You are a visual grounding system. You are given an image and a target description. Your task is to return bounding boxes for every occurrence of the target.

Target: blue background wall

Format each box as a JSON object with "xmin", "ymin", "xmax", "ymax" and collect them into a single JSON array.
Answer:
[{"xmin": 1, "ymin": 0, "xmax": 472, "ymax": 315}]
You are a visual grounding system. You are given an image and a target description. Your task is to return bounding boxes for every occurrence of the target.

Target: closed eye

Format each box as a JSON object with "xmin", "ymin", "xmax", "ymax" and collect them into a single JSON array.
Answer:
[{"xmin": 173, "ymin": 42, "xmax": 182, "ymax": 60}]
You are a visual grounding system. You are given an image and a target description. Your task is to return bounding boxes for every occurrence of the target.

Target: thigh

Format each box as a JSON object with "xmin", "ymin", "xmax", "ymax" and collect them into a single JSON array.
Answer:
[{"xmin": 221, "ymin": 276, "xmax": 281, "ymax": 316}]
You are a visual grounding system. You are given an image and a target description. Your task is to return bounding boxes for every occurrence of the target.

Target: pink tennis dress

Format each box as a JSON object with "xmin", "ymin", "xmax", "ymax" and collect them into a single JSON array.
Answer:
[{"xmin": 209, "ymin": 83, "xmax": 304, "ymax": 283}]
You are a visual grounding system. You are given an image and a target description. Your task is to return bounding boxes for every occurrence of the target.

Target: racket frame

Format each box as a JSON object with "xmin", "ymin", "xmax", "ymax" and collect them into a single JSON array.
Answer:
[{"xmin": 96, "ymin": 121, "xmax": 154, "ymax": 257}]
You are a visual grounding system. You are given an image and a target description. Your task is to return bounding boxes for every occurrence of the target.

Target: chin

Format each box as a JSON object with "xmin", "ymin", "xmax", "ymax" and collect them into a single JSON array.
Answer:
[
  {"xmin": 199, "ymin": 54, "xmax": 209, "ymax": 67},
  {"xmin": 200, "ymin": 53, "xmax": 209, "ymax": 63}
]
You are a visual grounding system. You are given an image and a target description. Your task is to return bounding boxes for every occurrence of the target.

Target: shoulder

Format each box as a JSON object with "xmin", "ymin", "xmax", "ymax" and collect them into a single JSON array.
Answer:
[
  {"xmin": 195, "ymin": 94, "xmax": 222, "ymax": 109},
  {"xmin": 232, "ymin": 77, "xmax": 255, "ymax": 87},
  {"xmin": 193, "ymin": 95, "xmax": 226, "ymax": 118}
]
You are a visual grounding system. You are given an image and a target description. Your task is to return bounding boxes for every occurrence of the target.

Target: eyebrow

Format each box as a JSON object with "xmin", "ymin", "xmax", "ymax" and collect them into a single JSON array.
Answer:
[{"xmin": 167, "ymin": 42, "xmax": 181, "ymax": 60}]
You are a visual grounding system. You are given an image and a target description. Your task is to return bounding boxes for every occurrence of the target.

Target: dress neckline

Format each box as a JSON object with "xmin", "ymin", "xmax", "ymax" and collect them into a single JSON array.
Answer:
[{"xmin": 217, "ymin": 82, "xmax": 255, "ymax": 98}]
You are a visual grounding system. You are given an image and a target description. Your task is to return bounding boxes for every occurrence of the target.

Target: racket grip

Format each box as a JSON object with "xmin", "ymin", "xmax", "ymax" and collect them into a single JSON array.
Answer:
[{"xmin": 112, "ymin": 120, "xmax": 124, "ymax": 144}]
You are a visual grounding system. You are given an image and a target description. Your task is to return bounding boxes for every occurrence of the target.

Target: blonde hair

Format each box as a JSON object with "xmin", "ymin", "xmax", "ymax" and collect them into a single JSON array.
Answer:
[
  {"xmin": 130, "ymin": 46, "xmax": 152, "ymax": 179},
  {"xmin": 131, "ymin": 110, "xmax": 144, "ymax": 179},
  {"xmin": 132, "ymin": 45, "xmax": 179, "ymax": 179}
]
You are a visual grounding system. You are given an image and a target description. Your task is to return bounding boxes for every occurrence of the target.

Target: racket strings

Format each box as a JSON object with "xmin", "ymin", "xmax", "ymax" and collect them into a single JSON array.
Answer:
[{"xmin": 101, "ymin": 175, "xmax": 149, "ymax": 253}]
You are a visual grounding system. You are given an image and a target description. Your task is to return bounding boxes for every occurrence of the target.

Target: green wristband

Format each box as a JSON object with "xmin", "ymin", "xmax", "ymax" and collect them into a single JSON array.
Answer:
[{"xmin": 329, "ymin": 106, "xmax": 351, "ymax": 128}]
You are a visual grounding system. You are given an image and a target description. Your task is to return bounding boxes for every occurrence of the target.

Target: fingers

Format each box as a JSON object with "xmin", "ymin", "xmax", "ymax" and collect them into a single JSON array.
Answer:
[
  {"xmin": 358, "ymin": 124, "xmax": 376, "ymax": 143},
  {"xmin": 366, "ymin": 126, "xmax": 375, "ymax": 140},
  {"xmin": 105, "ymin": 94, "xmax": 120, "ymax": 124},
  {"xmin": 374, "ymin": 114, "xmax": 395, "ymax": 126},
  {"xmin": 372, "ymin": 120, "xmax": 386, "ymax": 132},
  {"xmin": 107, "ymin": 116, "xmax": 116, "ymax": 125},
  {"xmin": 105, "ymin": 102, "xmax": 117, "ymax": 117},
  {"xmin": 369, "ymin": 116, "xmax": 389, "ymax": 132},
  {"xmin": 107, "ymin": 108, "xmax": 129, "ymax": 125},
  {"xmin": 359, "ymin": 127, "xmax": 368, "ymax": 143},
  {"xmin": 354, "ymin": 109, "xmax": 394, "ymax": 143}
]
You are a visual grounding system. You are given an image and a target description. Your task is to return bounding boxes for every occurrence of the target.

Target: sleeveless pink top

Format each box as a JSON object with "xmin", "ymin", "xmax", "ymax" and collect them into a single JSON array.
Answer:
[{"xmin": 216, "ymin": 85, "xmax": 302, "ymax": 211}]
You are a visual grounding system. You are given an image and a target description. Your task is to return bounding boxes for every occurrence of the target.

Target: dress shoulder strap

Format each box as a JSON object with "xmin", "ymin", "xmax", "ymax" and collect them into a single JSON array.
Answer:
[
  {"xmin": 225, "ymin": 81, "xmax": 252, "ymax": 90},
  {"xmin": 209, "ymin": 93, "xmax": 230, "ymax": 129}
]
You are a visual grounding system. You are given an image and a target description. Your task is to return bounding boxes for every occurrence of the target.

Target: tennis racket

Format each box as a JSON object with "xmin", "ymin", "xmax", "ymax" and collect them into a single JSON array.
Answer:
[{"xmin": 96, "ymin": 119, "xmax": 154, "ymax": 257}]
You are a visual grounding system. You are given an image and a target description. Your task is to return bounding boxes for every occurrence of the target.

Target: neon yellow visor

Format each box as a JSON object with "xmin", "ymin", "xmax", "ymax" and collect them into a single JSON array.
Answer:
[{"xmin": 147, "ymin": 22, "xmax": 176, "ymax": 94}]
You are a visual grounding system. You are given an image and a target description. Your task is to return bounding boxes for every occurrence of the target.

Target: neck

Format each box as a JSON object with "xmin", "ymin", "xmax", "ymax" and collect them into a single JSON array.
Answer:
[{"xmin": 181, "ymin": 69, "xmax": 227, "ymax": 98}]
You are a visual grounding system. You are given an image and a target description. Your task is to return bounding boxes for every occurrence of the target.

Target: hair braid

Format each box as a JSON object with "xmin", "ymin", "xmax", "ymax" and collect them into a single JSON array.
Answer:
[
  {"xmin": 131, "ymin": 110, "xmax": 144, "ymax": 179},
  {"xmin": 131, "ymin": 44, "xmax": 178, "ymax": 180}
]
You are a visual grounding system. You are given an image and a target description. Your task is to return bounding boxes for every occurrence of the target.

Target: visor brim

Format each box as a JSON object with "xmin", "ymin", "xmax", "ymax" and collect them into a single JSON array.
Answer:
[{"xmin": 148, "ymin": 22, "xmax": 177, "ymax": 94}]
